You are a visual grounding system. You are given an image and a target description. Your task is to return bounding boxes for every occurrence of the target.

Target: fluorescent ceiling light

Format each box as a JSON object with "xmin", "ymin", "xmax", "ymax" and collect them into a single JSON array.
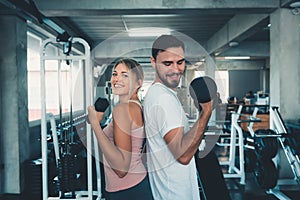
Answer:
[
  {"xmin": 290, "ymin": 2, "xmax": 300, "ymax": 8},
  {"xmin": 194, "ymin": 61, "xmax": 204, "ymax": 66},
  {"xmin": 224, "ymin": 56, "xmax": 250, "ymax": 60},
  {"xmin": 228, "ymin": 41, "xmax": 239, "ymax": 47},
  {"xmin": 123, "ymin": 14, "xmax": 180, "ymax": 18},
  {"xmin": 128, "ymin": 28, "xmax": 171, "ymax": 37},
  {"xmin": 43, "ymin": 18, "xmax": 65, "ymax": 35}
]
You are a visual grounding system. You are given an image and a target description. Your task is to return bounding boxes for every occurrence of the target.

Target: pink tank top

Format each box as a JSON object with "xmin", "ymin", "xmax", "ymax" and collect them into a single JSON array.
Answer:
[{"xmin": 102, "ymin": 101, "xmax": 147, "ymax": 192}]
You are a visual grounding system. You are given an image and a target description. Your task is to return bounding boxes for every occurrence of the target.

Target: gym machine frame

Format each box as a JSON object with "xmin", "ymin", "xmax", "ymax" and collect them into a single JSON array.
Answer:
[
  {"xmin": 220, "ymin": 105, "xmax": 262, "ymax": 184},
  {"xmin": 40, "ymin": 37, "xmax": 102, "ymax": 200},
  {"xmin": 267, "ymin": 106, "xmax": 300, "ymax": 200},
  {"xmin": 219, "ymin": 105, "xmax": 246, "ymax": 184},
  {"xmin": 243, "ymin": 105, "xmax": 300, "ymax": 199}
]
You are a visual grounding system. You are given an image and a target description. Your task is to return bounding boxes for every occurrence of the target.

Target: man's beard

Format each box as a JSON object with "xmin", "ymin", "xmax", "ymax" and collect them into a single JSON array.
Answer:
[{"xmin": 156, "ymin": 68, "xmax": 182, "ymax": 89}]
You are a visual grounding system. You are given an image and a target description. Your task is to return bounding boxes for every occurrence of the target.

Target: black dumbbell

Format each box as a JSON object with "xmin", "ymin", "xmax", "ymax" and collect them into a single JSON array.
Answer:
[
  {"xmin": 189, "ymin": 76, "xmax": 221, "ymax": 111},
  {"xmin": 86, "ymin": 97, "xmax": 109, "ymax": 124},
  {"xmin": 94, "ymin": 97, "xmax": 110, "ymax": 112}
]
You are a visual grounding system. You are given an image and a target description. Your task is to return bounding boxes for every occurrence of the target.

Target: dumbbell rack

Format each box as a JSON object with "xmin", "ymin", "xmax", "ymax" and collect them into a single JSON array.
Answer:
[
  {"xmin": 40, "ymin": 37, "xmax": 102, "ymax": 200},
  {"xmin": 267, "ymin": 106, "xmax": 300, "ymax": 199}
]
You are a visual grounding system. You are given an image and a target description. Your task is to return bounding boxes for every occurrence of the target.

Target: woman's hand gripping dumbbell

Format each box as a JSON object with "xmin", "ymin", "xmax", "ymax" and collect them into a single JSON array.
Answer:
[{"xmin": 87, "ymin": 97, "xmax": 110, "ymax": 124}]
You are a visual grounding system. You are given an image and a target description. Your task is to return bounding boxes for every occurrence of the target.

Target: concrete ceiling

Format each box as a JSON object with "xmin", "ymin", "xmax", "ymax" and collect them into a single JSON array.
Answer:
[{"xmin": 1, "ymin": 0, "xmax": 299, "ymax": 61}]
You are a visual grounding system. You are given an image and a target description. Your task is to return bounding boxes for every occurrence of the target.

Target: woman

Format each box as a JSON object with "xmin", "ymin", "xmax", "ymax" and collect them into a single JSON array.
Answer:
[{"xmin": 87, "ymin": 58, "xmax": 153, "ymax": 200}]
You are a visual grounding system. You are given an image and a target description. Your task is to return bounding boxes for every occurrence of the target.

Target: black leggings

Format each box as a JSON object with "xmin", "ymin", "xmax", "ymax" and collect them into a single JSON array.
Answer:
[{"xmin": 106, "ymin": 176, "xmax": 153, "ymax": 200}]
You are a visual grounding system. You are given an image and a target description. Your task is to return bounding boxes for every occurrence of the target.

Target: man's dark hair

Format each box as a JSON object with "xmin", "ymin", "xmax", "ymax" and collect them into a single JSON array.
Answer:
[{"xmin": 152, "ymin": 35, "xmax": 185, "ymax": 60}]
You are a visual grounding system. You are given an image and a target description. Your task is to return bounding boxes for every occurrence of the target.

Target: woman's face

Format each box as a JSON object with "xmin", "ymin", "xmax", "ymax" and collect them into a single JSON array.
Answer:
[{"xmin": 110, "ymin": 63, "xmax": 138, "ymax": 97}]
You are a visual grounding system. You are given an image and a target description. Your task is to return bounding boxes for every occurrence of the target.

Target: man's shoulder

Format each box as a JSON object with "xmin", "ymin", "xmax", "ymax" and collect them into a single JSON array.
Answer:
[
  {"xmin": 149, "ymin": 82, "xmax": 164, "ymax": 90},
  {"xmin": 147, "ymin": 83, "xmax": 173, "ymax": 95},
  {"xmin": 145, "ymin": 84, "xmax": 174, "ymax": 104}
]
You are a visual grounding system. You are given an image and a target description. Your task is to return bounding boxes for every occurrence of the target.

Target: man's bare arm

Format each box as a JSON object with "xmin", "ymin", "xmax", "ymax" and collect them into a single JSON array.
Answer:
[{"xmin": 164, "ymin": 100, "xmax": 213, "ymax": 165}]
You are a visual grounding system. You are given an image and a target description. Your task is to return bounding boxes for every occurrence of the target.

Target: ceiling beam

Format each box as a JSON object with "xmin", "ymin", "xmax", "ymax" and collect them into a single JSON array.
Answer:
[
  {"xmin": 218, "ymin": 41, "xmax": 270, "ymax": 57},
  {"xmin": 205, "ymin": 13, "xmax": 269, "ymax": 55},
  {"xmin": 34, "ymin": 0, "xmax": 279, "ymax": 16},
  {"xmin": 216, "ymin": 60, "xmax": 266, "ymax": 70},
  {"xmin": 0, "ymin": 0, "xmax": 95, "ymax": 45}
]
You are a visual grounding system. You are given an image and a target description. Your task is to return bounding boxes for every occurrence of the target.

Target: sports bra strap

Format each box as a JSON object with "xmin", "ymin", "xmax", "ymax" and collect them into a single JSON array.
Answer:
[{"xmin": 128, "ymin": 99, "xmax": 142, "ymax": 108}]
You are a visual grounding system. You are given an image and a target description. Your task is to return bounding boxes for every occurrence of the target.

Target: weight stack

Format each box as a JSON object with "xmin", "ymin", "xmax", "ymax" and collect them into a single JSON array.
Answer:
[
  {"xmin": 24, "ymin": 159, "xmax": 42, "ymax": 200},
  {"xmin": 59, "ymin": 154, "xmax": 76, "ymax": 198}
]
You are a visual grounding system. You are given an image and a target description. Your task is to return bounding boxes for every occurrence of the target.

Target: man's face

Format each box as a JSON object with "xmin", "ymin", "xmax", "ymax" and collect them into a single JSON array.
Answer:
[{"xmin": 151, "ymin": 47, "xmax": 185, "ymax": 89}]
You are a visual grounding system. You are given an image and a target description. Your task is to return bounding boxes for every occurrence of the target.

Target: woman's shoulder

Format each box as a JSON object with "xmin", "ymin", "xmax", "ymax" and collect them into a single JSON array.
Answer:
[
  {"xmin": 114, "ymin": 101, "xmax": 143, "ymax": 128},
  {"xmin": 112, "ymin": 101, "xmax": 141, "ymax": 116},
  {"xmin": 128, "ymin": 99, "xmax": 142, "ymax": 108},
  {"xmin": 112, "ymin": 102, "xmax": 129, "ymax": 115}
]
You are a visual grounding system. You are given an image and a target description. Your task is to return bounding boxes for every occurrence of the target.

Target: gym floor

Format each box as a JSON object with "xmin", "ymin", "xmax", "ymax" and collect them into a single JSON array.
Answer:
[
  {"xmin": 1, "ymin": 147, "xmax": 300, "ymax": 200},
  {"xmin": 2, "ymin": 172, "xmax": 299, "ymax": 200},
  {"xmin": 216, "ymin": 145, "xmax": 300, "ymax": 200},
  {"xmin": 225, "ymin": 173, "xmax": 300, "ymax": 200}
]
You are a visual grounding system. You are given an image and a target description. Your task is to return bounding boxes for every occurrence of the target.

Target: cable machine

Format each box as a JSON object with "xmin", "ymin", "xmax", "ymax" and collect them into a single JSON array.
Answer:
[{"xmin": 40, "ymin": 36, "xmax": 102, "ymax": 200}]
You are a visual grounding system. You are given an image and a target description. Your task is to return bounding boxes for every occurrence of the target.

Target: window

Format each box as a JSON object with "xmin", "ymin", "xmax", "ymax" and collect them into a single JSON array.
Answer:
[
  {"xmin": 215, "ymin": 70, "xmax": 229, "ymax": 103},
  {"xmin": 194, "ymin": 70, "xmax": 229, "ymax": 103},
  {"xmin": 27, "ymin": 32, "xmax": 42, "ymax": 121},
  {"xmin": 27, "ymin": 32, "xmax": 84, "ymax": 121}
]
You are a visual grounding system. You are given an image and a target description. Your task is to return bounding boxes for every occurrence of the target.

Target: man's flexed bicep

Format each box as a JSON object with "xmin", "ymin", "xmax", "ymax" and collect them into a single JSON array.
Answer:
[
  {"xmin": 164, "ymin": 127, "xmax": 192, "ymax": 164},
  {"xmin": 164, "ymin": 100, "xmax": 213, "ymax": 165}
]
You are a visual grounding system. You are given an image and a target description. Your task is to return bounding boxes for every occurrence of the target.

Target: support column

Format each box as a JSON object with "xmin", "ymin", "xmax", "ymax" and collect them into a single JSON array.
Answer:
[
  {"xmin": 0, "ymin": 15, "xmax": 29, "ymax": 194},
  {"xmin": 270, "ymin": 8, "xmax": 300, "ymax": 120}
]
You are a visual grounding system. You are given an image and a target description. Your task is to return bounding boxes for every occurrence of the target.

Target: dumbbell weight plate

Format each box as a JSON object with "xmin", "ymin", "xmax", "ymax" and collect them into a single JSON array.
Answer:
[
  {"xmin": 86, "ymin": 97, "xmax": 110, "ymax": 124},
  {"xmin": 189, "ymin": 76, "xmax": 220, "ymax": 112},
  {"xmin": 189, "ymin": 76, "xmax": 217, "ymax": 103},
  {"xmin": 94, "ymin": 97, "xmax": 109, "ymax": 112},
  {"xmin": 254, "ymin": 159, "xmax": 278, "ymax": 190},
  {"xmin": 254, "ymin": 129, "xmax": 278, "ymax": 159},
  {"xmin": 244, "ymin": 149, "xmax": 257, "ymax": 173}
]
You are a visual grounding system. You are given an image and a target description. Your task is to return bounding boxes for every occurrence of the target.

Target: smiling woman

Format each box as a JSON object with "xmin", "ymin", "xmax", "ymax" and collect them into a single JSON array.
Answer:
[
  {"xmin": 111, "ymin": 59, "xmax": 144, "ymax": 100},
  {"xmin": 87, "ymin": 58, "xmax": 153, "ymax": 200}
]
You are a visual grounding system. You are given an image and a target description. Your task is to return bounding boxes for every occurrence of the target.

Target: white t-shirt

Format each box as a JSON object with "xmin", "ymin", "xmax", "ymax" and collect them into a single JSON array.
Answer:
[{"xmin": 144, "ymin": 83, "xmax": 200, "ymax": 200}]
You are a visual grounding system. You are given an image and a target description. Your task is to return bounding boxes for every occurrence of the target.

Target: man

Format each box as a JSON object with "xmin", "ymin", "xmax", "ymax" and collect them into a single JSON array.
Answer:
[{"xmin": 143, "ymin": 35, "xmax": 213, "ymax": 199}]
